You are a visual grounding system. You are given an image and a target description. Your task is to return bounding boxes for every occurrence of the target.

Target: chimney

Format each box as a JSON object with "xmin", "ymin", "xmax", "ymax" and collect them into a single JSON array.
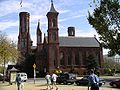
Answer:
[{"xmin": 68, "ymin": 27, "xmax": 75, "ymax": 36}]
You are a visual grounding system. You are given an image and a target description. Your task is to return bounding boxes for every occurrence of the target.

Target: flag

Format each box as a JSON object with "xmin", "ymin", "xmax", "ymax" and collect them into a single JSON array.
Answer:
[{"xmin": 20, "ymin": 0, "xmax": 22, "ymax": 7}]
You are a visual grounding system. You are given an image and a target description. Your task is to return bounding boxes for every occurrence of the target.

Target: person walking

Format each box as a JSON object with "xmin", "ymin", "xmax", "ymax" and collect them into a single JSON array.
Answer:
[
  {"xmin": 16, "ymin": 74, "xmax": 21, "ymax": 90},
  {"xmin": 51, "ymin": 72, "xmax": 58, "ymax": 90},
  {"xmin": 45, "ymin": 72, "xmax": 52, "ymax": 90},
  {"xmin": 88, "ymin": 69, "xmax": 99, "ymax": 90}
]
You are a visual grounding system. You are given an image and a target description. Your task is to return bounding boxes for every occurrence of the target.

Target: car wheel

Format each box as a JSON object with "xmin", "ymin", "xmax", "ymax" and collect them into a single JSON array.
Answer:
[
  {"xmin": 76, "ymin": 82, "xmax": 80, "ymax": 86},
  {"xmin": 99, "ymin": 83, "xmax": 102, "ymax": 87},
  {"xmin": 112, "ymin": 83, "xmax": 117, "ymax": 87},
  {"xmin": 63, "ymin": 81, "xmax": 67, "ymax": 85},
  {"xmin": 70, "ymin": 82, "xmax": 74, "ymax": 84},
  {"xmin": 57, "ymin": 82, "xmax": 61, "ymax": 84}
]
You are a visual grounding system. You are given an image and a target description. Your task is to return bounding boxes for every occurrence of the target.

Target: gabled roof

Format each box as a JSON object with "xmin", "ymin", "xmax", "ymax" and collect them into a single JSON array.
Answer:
[{"xmin": 59, "ymin": 36, "xmax": 100, "ymax": 47}]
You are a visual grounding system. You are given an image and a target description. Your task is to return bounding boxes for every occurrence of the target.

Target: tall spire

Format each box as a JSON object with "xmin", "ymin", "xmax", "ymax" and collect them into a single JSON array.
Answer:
[
  {"xmin": 37, "ymin": 19, "xmax": 40, "ymax": 30},
  {"xmin": 37, "ymin": 20, "xmax": 41, "ymax": 34},
  {"xmin": 51, "ymin": 0, "xmax": 53, "ymax": 3},
  {"xmin": 49, "ymin": 0, "xmax": 57, "ymax": 12},
  {"xmin": 43, "ymin": 33, "xmax": 47, "ymax": 44},
  {"xmin": 37, "ymin": 20, "xmax": 42, "ymax": 44}
]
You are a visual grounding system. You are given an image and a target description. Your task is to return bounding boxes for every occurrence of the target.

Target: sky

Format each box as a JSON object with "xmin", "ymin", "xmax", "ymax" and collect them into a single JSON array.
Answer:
[{"xmin": 0, "ymin": 0, "xmax": 109, "ymax": 54}]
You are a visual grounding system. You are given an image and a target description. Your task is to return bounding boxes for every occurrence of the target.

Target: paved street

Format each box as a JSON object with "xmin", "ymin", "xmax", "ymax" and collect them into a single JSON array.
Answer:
[{"xmin": 0, "ymin": 76, "xmax": 120, "ymax": 90}]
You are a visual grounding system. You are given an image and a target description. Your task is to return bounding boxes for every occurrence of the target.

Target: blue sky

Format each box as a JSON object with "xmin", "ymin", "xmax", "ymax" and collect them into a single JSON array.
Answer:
[{"xmin": 0, "ymin": 0, "xmax": 108, "ymax": 54}]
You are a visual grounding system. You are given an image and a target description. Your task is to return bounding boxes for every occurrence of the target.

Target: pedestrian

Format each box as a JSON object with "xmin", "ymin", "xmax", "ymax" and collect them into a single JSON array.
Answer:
[
  {"xmin": 88, "ymin": 69, "xmax": 99, "ymax": 90},
  {"xmin": 45, "ymin": 72, "xmax": 52, "ymax": 90},
  {"xmin": 51, "ymin": 72, "xmax": 58, "ymax": 90},
  {"xmin": 16, "ymin": 74, "xmax": 21, "ymax": 90},
  {"xmin": 55, "ymin": 67, "xmax": 62, "ymax": 75},
  {"xmin": 20, "ymin": 79, "xmax": 24, "ymax": 89}
]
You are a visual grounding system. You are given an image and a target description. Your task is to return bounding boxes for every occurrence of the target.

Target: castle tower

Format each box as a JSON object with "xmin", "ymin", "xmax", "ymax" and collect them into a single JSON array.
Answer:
[
  {"xmin": 18, "ymin": 12, "xmax": 32, "ymax": 56},
  {"xmin": 46, "ymin": 0, "xmax": 59, "ymax": 72}
]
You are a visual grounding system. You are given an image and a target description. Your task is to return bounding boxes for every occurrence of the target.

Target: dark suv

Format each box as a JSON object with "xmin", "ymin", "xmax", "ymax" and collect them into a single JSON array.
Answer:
[{"xmin": 56, "ymin": 72, "xmax": 77, "ymax": 85}]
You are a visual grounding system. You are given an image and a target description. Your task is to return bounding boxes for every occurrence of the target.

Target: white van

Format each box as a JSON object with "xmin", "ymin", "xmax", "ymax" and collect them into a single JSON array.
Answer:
[{"xmin": 17, "ymin": 73, "xmax": 27, "ymax": 82}]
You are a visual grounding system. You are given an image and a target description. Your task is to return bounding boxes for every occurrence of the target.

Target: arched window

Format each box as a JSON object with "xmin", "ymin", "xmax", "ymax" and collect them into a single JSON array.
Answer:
[
  {"xmin": 21, "ymin": 39, "xmax": 26, "ymax": 48},
  {"xmin": 52, "ymin": 19, "xmax": 56, "ymax": 27},
  {"xmin": 22, "ymin": 17, "xmax": 26, "ymax": 32},
  {"xmin": 75, "ymin": 52, "xmax": 80, "ymax": 65},
  {"xmin": 60, "ymin": 52, "xmax": 64, "ymax": 65},
  {"xmin": 68, "ymin": 51, "xmax": 72, "ymax": 65},
  {"xmin": 52, "ymin": 32, "xmax": 56, "ymax": 41}
]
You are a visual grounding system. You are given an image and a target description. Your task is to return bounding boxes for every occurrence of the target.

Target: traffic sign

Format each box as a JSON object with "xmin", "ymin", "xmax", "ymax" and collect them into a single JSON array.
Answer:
[{"xmin": 33, "ymin": 63, "xmax": 36, "ymax": 69}]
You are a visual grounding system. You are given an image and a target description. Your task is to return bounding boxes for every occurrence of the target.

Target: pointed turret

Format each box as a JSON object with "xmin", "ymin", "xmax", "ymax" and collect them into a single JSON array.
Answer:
[
  {"xmin": 37, "ymin": 20, "xmax": 42, "ymax": 44},
  {"xmin": 43, "ymin": 33, "xmax": 47, "ymax": 44},
  {"xmin": 49, "ymin": 0, "xmax": 58, "ymax": 13},
  {"xmin": 37, "ymin": 20, "xmax": 42, "ymax": 34}
]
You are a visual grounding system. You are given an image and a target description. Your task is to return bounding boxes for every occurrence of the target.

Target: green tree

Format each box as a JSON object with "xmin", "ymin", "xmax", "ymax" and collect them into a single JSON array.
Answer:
[
  {"xmin": 0, "ymin": 32, "xmax": 20, "ymax": 64},
  {"xmin": 103, "ymin": 56, "xmax": 120, "ymax": 74},
  {"xmin": 0, "ymin": 31, "xmax": 20, "ymax": 82},
  {"xmin": 86, "ymin": 54, "xmax": 99, "ymax": 71},
  {"xmin": 103, "ymin": 56, "xmax": 115, "ymax": 69},
  {"xmin": 88, "ymin": 0, "xmax": 120, "ymax": 56}
]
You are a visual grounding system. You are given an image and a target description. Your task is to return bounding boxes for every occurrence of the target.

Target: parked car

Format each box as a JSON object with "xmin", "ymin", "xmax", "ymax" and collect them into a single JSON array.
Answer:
[
  {"xmin": 75, "ymin": 75, "xmax": 105, "ymax": 86},
  {"xmin": 56, "ymin": 72, "xmax": 77, "ymax": 85},
  {"xmin": 0, "ymin": 73, "xmax": 8, "ymax": 81},
  {"xmin": 109, "ymin": 79, "xmax": 120, "ymax": 88},
  {"xmin": 17, "ymin": 73, "xmax": 27, "ymax": 82},
  {"xmin": 0, "ymin": 73, "xmax": 3, "ymax": 81}
]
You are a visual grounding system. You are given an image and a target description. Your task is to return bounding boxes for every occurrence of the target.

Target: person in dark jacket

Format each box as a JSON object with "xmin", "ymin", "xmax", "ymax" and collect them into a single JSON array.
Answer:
[
  {"xmin": 16, "ymin": 74, "xmax": 21, "ymax": 90},
  {"xmin": 88, "ymin": 69, "xmax": 99, "ymax": 90}
]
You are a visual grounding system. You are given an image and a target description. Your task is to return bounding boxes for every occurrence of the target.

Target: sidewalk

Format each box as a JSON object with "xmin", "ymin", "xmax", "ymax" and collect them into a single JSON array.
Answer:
[
  {"xmin": 0, "ymin": 81, "xmax": 119, "ymax": 90},
  {"xmin": 1, "ymin": 75, "xmax": 120, "ymax": 90}
]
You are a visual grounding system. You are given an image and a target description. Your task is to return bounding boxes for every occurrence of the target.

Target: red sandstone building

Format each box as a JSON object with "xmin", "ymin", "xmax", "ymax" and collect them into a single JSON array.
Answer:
[{"xmin": 18, "ymin": 1, "xmax": 103, "ymax": 75}]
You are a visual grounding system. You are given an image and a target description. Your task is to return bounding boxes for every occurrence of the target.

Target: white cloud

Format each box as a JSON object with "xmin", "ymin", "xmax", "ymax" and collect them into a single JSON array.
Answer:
[
  {"xmin": 75, "ymin": 28, "xmax": 98, "ymax": 37},
  {"xmin": 8, "ymin": 33, "xmax": 18, "ymax": 42},
  {"xmin": 0, "ymin": 20, "xmax": 18, "ymax": 31},
  {"xmin": 0, "ymin": 0, "xmax": 108, "ymax": 55},
  {"xmin": 59, "ymin": 10, "xmax": 70, "ymax": 14},
  {"xmin": 0, "ymin": 0, "xmax": 20, "ymax": 17},
  {"xmin": 30, "ymin": 15, "xmax": 45, "ymax": 23}
]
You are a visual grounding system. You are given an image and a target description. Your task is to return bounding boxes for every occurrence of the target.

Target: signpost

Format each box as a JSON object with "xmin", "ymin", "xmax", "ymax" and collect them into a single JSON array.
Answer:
[{"xmin": 33, "ymin": 63, "xmax": 36, "ymax": 84}]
